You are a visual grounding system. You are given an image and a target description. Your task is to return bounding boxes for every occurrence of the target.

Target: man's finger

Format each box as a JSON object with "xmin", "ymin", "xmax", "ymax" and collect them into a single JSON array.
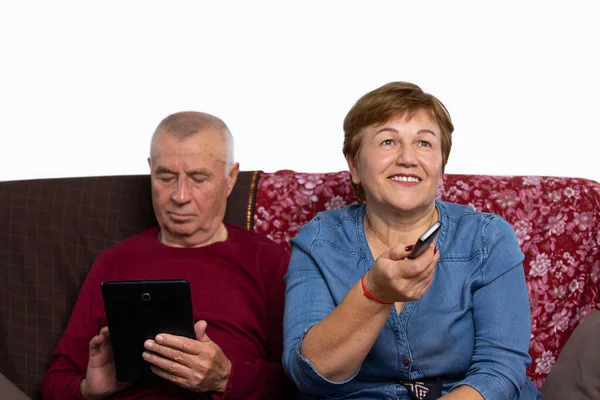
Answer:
[
  {"xmin": 144, "ymin": 352, "xmax": 189, "ymax": 380},
  {"xmin": 145, "ymin": 339, "xmax": 191, "ymax": 370},
  {"xmin": 89, "ymin": 335, "xmax": 103, "ymax": 352},
  {"xmin": 194, "ymin": 320, "xmax": 210, "ymax": 342},
  {"xmin": 89, "ymin": 331, "xmax": 109, "ymax": 348},
  {"xmin": 146, "ymin": 333, "xmax": 202, "ymax": 361},
  {"xmin": 99, "ymin": 326, "xmax": 110, "ymax": 337}
]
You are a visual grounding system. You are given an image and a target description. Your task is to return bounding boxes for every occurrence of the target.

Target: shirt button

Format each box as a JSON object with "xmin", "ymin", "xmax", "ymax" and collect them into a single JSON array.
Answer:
[{"xmin": 402, "ymin": 357, "xmax": 410, "ymax": 366}]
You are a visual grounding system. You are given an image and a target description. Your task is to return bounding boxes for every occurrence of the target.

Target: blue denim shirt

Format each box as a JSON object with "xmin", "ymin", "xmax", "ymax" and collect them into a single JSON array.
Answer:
[{"xmin": 283, "ymin": 201, "xmax": 541, "ymax": 400}]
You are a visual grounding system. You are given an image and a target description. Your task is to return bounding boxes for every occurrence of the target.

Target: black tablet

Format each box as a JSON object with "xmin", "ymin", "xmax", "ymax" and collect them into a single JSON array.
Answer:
[{"xmin": 101, "ymin": 279, "xmax": 195, "ymax": 382}]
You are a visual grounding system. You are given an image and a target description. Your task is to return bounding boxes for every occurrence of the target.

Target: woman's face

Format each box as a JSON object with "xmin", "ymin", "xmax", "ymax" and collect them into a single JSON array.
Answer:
[{"xmin": 347, "ymin": 109, "xmax": 444, "ymax": 215}]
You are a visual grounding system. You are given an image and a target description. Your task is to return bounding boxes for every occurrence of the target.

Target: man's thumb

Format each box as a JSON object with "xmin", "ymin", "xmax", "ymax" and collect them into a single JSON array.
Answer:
[{"xmin": 194, "ymin": 320, "xmax": 210, "ymax": 342}]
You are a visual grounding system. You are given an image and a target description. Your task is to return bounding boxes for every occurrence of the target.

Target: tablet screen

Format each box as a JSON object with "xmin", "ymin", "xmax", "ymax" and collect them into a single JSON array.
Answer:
[{"xmin": 101, "ymin": 279, "xmax": 195, "ymax": 382}]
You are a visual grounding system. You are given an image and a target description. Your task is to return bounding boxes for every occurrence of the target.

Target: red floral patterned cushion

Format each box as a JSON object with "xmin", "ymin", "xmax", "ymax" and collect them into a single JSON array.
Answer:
[{"xmin": 254, "ymin": 170, "xmax": 600, "ymax": 389}]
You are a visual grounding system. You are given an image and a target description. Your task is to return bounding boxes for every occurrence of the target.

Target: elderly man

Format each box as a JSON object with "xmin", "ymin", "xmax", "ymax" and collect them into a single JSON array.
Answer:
[{"xmin": 41, "ymin": 112, "xmax": 292, "ymax": 399}]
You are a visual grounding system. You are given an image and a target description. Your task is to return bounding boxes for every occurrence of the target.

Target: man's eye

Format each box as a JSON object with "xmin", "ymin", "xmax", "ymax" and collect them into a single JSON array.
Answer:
[
  {"xmin": 159, "ymin": 176, "xmax": 175, "ymax": 182},
  {"xmin": 192, "ymin": 176, "xmax": 207, "ymax": 183}
]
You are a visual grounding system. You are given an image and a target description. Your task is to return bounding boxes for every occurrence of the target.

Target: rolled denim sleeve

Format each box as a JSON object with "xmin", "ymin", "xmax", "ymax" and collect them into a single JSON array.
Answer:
[
  {"xmin": 454, "ymin": 216, "xmax": 532, "ymax": 400},
  {"xmin": 282, "ymin": 218, "xmax": 359, "ymax": 396}
]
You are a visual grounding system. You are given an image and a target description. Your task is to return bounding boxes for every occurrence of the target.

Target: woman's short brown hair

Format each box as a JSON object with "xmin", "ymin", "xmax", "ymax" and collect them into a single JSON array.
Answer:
[{"xmin": 343, "ymin": 81, "xmax": 454, "ymax": 201}]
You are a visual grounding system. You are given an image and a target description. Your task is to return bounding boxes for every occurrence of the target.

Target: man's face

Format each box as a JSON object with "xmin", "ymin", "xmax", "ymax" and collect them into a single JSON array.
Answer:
[{"xmin": 148, "ymin": 129, "xmax": 239, "ymax": 247}]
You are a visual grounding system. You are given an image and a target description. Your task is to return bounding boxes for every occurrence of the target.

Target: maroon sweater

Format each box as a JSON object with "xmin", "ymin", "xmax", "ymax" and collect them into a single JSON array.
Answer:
[{"xmin": 41, "ymin": 224, "xmax": 292, "ymax": 399}]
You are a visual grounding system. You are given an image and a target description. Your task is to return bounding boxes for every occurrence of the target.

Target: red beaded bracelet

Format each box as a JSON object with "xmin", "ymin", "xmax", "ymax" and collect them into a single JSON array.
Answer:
[{"xmin": 361, "ymin": 274, "xmax": 394, "ymax": 305}]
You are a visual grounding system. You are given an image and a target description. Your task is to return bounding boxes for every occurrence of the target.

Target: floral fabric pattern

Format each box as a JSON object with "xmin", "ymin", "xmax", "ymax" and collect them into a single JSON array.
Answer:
[{"xmin": 254, "ymin": 170, "xmax": 600, "ymax": 389}]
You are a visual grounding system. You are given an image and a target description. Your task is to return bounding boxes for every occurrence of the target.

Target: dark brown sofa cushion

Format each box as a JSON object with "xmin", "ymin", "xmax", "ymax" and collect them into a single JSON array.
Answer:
[{"xmin": 0, "ymin": 171, "xmax": 259, "ymax": 399}]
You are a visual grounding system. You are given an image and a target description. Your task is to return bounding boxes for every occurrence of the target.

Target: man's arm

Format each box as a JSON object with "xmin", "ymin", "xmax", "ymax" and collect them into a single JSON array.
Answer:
[
  {"xmin": 41, "ymin": 262, "xmax": 102, "ymax": 399},
  {"xmin": 41, "ymin": 257, "xmax": 127, "ymax": 400}
]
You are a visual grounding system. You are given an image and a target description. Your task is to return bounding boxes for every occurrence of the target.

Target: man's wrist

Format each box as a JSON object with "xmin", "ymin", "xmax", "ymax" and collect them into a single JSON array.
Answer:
[
  {"xmin": 80, "ymin": 378, "xmax": 92, "ymax": 400},
  {"xmin": 80, "ymin": 378, "xmax": 106, "ymax": 400}
]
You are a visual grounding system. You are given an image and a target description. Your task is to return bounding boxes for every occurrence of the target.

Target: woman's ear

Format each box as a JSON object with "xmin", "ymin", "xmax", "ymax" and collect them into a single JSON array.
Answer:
[{"xmin": 345, "ymin": 155, "xmax": 360, "ymax": 185}]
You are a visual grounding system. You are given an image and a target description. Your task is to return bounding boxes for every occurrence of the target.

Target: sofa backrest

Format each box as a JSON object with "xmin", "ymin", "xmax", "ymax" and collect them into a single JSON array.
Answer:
[
  {"xmin": 0, "ymin": 172, "xmax": 259, "ymax": 399},
  {"xmin": 1, "ymin": 170, "xmax": 598, "ymax": 396},
  {"xmin": 254, "ymin": 170, "xmax": 600, "ymax": 388}
]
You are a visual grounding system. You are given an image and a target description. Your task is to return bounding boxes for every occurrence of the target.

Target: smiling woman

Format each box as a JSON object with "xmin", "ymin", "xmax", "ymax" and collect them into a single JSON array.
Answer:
[
  {"xmin": 342, "ymin": 82, "xmax": 454, "ymax": 204},
  {"xmin": 348, "ymin": 110, "xmax": 444, "ymax": 217},
  {"xmin": 282, "ymin": 82, "xmax": 542, "ymax": 400}
]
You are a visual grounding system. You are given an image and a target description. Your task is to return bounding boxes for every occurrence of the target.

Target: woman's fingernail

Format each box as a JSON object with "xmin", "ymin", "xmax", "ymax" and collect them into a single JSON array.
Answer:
[
  {"xmin": 434, "ymin": 246, "xmax": 438, "ymax": 254},
  {"xmin": 405, "ymin": 245, "xmax": 414, "ymax": 251}
]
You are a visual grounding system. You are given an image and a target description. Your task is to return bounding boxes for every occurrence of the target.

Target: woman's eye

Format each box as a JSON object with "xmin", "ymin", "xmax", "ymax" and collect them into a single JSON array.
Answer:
[
  {"xmin": 381, "ymin": 139, "xmax": 394, "ymax": 146},
  {"xmin": 417, "ymin": 140, "xmax": 431, "ymax": 147}
]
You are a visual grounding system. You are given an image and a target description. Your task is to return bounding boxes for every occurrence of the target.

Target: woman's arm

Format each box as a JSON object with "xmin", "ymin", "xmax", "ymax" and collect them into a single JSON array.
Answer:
[
  {"xmin": 441, "ymin": 385, "xmax": 483, "ymax": 400},
  {"xmin": 283, "ymin": 219, "xmax": 438, "ymax": 394},
  {"xmin": 454, "ymin": 216, "xmax": 532, "ymax": 399},
  {"xmin": 299, "ymin": 278, "xmax": 393, "ymax": 381}
]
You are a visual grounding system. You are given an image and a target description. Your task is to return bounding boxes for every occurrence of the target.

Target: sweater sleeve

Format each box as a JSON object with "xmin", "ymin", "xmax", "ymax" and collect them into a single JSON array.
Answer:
[
  {"xmin": 40, "ymin": 256, "xmax": 107, "ymax": 400},
  {"xmin": 211, "ymin": 244, "xmax": 294, "ymax": 400}
]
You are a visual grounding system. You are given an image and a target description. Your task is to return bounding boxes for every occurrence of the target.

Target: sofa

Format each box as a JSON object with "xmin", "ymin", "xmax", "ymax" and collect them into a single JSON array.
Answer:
[{"xmin": 1, "ymin": 170, "xmax": 599, "ymax": 398}]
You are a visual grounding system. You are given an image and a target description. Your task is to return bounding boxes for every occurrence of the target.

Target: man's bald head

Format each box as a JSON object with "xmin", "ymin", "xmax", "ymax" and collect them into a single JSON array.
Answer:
[{"xmin": 150, "ymin": 111, "xmax": 234, "ymax": 171}]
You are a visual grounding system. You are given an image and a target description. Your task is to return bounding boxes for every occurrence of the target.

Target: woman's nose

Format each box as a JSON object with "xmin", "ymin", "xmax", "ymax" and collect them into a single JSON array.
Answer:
[{"xmin": 395, "ymin": 145, "xmax": 418, "ymax": 166}]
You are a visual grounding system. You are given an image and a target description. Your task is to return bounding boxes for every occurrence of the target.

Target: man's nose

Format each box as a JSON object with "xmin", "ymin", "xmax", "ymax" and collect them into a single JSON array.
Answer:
[{"xmin": 171, "ymin": 177, "xmax": 191, "ymax": 203}]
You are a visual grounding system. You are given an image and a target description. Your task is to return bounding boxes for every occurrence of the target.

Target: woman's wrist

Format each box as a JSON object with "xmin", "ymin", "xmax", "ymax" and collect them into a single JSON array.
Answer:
[{"xmin": 361, "ymin": 273, "xmax": 393, "ymax": 305}]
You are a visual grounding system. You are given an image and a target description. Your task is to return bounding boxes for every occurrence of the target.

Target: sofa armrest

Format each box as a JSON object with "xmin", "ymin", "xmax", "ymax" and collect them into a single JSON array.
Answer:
[{"xmin": 0, "ymin": 372, "xmax": 31, "ymax": 400}]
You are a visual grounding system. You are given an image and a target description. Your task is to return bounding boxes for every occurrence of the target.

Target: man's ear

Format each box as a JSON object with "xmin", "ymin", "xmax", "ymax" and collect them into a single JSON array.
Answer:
[
  {"xmin": 226, "ymin": 163, "xmax": 240, "ymax": 197},
  {"xmin": 147, "ymin": 157, "xmax": 152, "ymax": 170},
  {"xmin": 345, "ymin": 155, "xmax": 360, "ymax": 185}
]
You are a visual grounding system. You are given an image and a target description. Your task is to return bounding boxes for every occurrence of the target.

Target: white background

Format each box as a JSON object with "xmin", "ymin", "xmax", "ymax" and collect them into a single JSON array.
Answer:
[{"xmin": 1, "ymin": 2, "xmax": 598, "ymax": 183}]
